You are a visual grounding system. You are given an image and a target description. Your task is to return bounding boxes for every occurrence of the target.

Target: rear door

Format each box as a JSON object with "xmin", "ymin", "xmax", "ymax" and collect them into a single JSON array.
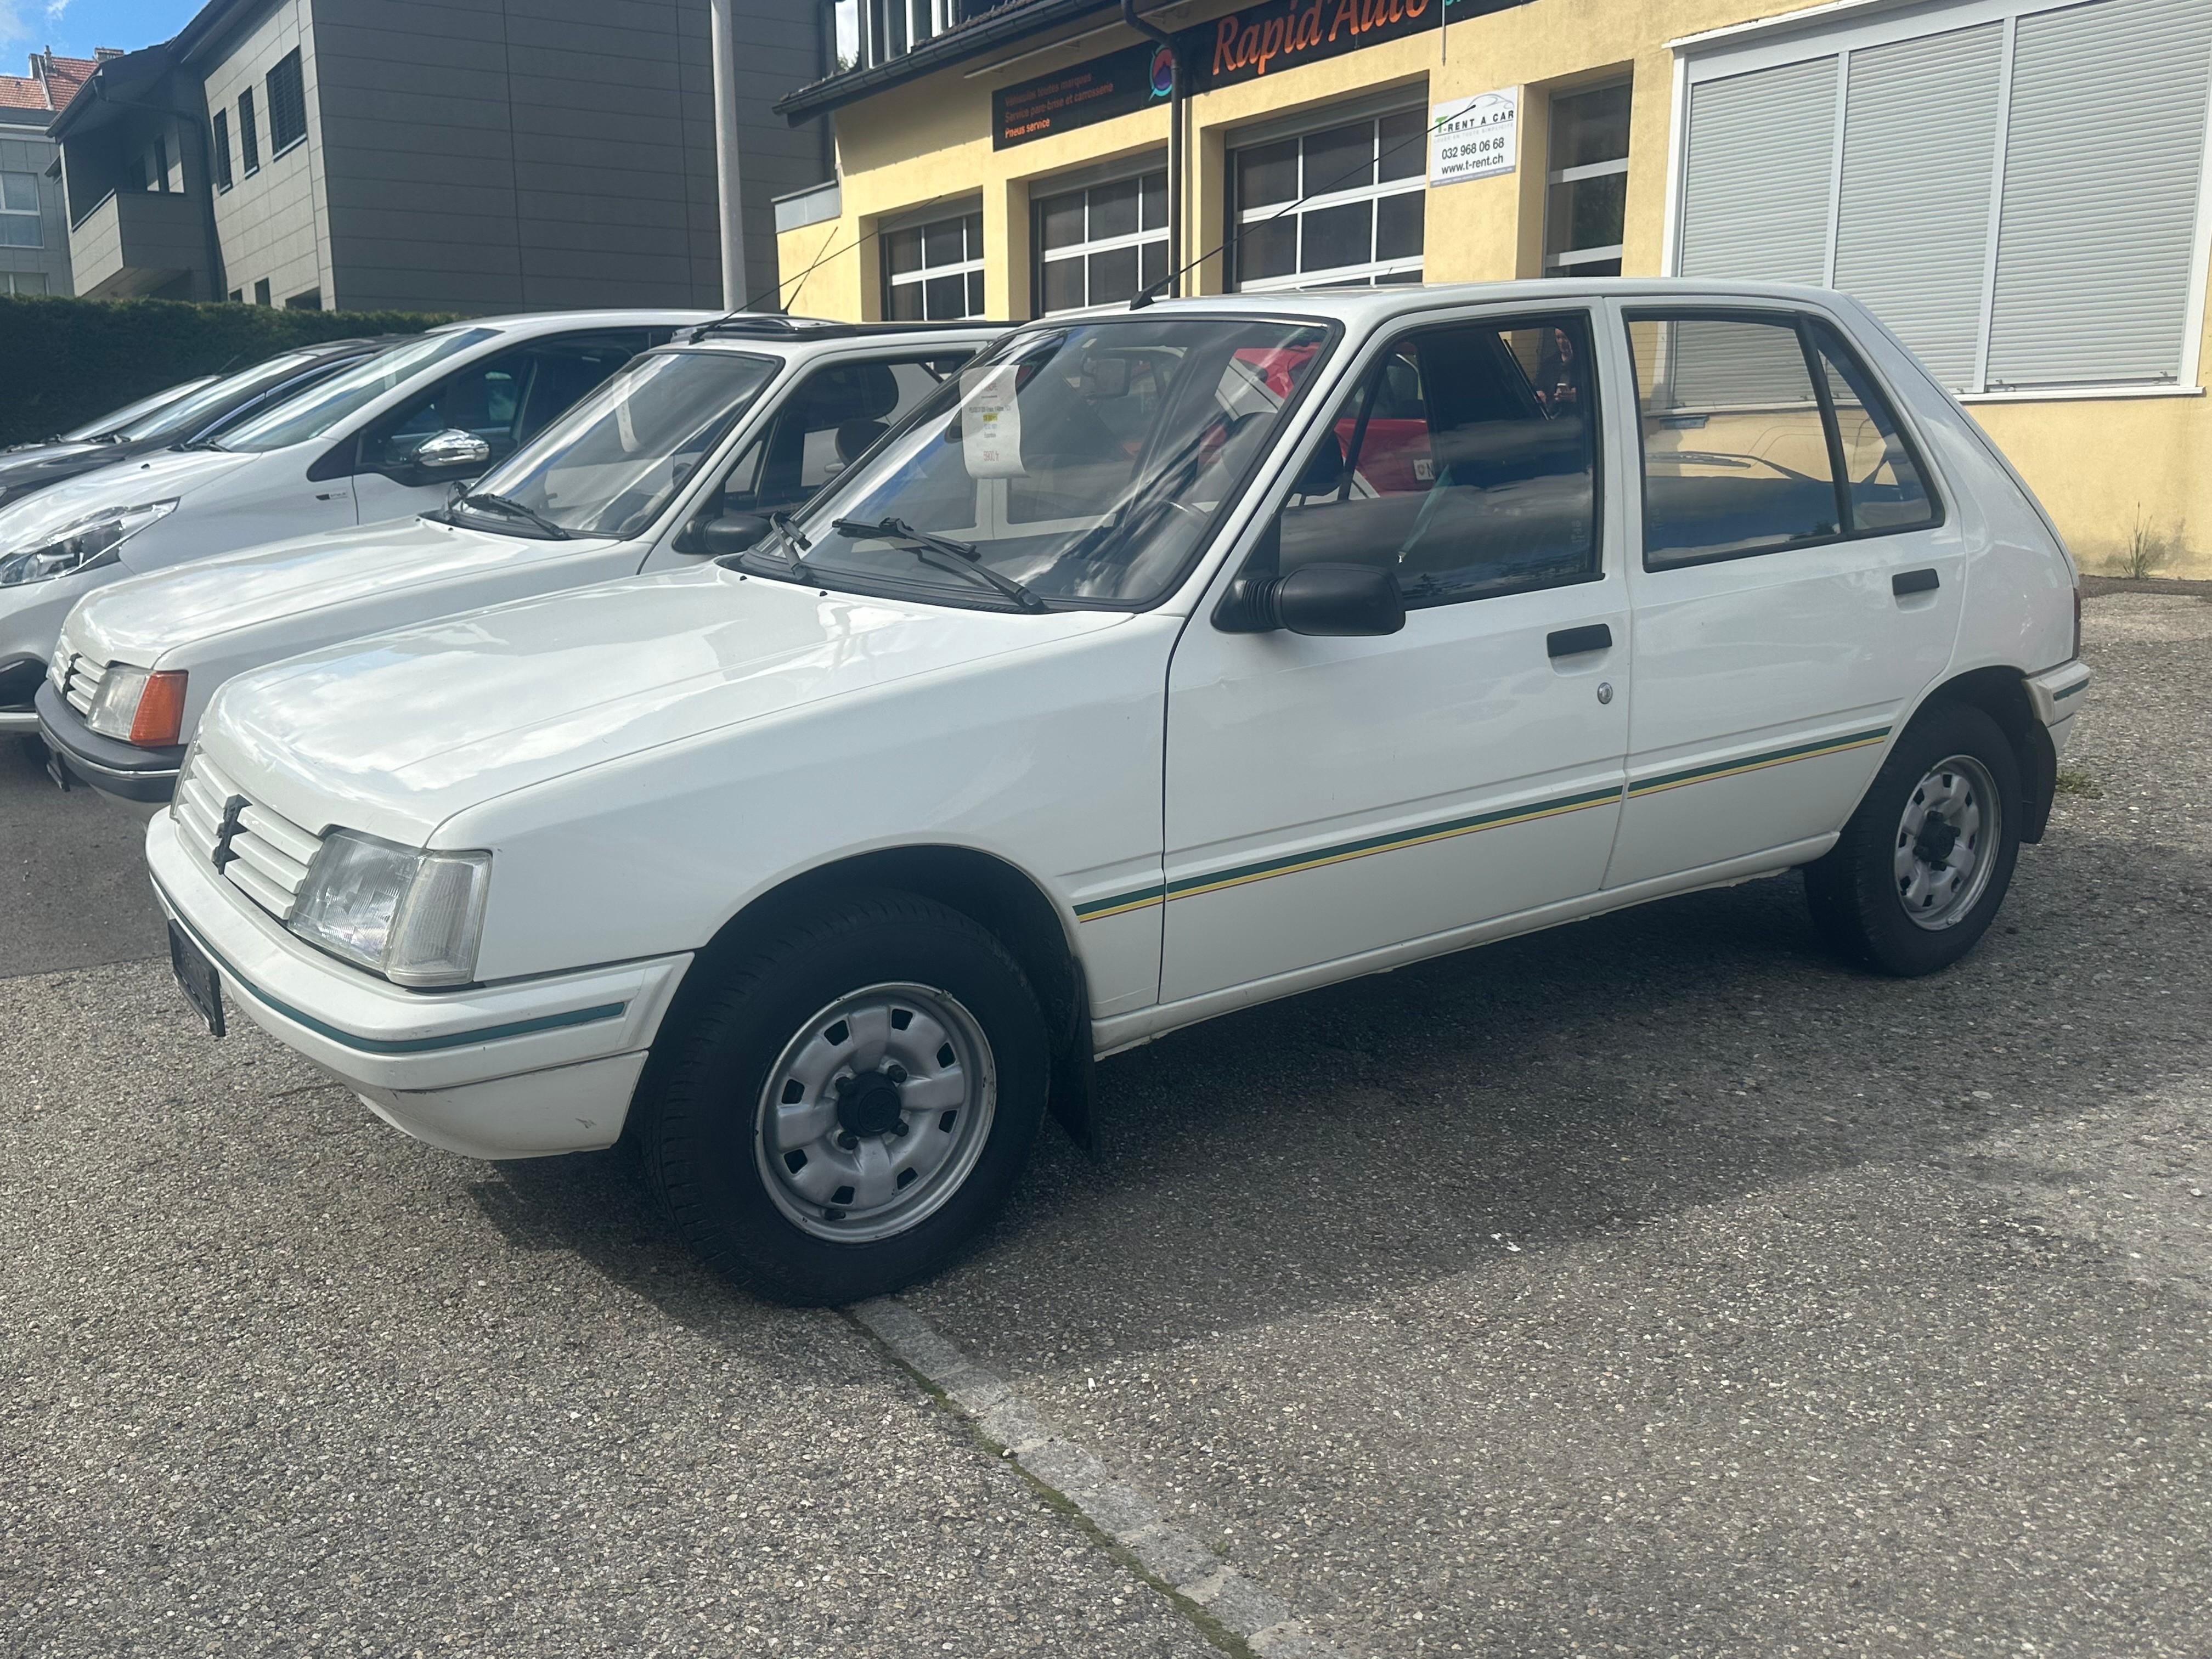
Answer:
[
  {"xmin": 1159, "ymin": 307, "xmax": 1630, "ymax": 1006},
  {"xmin": 1605, "ymin": 304, "xmax": 1965, "ymax": 888}
]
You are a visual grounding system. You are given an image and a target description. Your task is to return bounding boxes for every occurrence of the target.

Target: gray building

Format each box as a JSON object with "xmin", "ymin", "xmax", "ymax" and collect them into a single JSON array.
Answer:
[
  {"xmin": 50, "ymin": 0, "xmax": 833, "ymax": 314},
  {"xmin": 0, "ymin": 50, "xmax": 104, "ymax": 296}
]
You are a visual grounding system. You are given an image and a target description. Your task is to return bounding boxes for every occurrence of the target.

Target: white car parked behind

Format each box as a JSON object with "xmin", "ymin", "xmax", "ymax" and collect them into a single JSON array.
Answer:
[
  {"xmin": 0, "ymin": 308, "xmax": 714, "ymax": 716},
  {"xmin": 38, "ymin": 318, "xmax": 1002, "ymax": 804},
  {"xmin": 149, "ymin": 281, "xmax": 2089, "ymax": 1305}
]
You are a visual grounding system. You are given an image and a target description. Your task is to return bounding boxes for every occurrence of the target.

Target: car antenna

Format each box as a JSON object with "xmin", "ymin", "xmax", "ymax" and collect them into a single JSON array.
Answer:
[{"xmin": 1131, "ymin": 103, "xmax": 1454, "ymax": 309}]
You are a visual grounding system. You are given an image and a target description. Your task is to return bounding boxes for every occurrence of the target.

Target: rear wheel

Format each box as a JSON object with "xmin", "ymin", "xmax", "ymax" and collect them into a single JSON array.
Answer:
[
  {"xmin": 1804, "ymin": 701, "xmax": 2023, "ymax": 976},
  {"xmin": 633, "ymin": 891, "xmax": 1047, "ymax": 1305}
]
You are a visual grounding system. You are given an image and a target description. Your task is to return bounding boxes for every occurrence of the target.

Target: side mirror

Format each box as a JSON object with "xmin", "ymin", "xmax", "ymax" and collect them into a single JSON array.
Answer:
[
  {"xmin": 1234, "ymin": 562, "xmax": 1404, "ymax": 637},
  {"xmin": 412, "ymin": 428, "xmax": 492, "ymax": 472},
  {"xmin": 686, "ymin": 510, "xmax": 771, "ymax": 557}
]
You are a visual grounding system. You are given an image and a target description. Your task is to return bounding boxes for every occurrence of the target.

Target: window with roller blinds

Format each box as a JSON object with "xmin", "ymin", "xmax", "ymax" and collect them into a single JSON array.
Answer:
[{"xmin": 1675, "ymin": 0, "xmax": 2212, "ymax": 394}]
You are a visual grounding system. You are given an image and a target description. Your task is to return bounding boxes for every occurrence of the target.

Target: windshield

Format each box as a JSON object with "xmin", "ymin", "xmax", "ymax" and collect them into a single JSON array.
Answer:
[
  {"xmin": 58, "ymin": 377, "xmax": 215, "ymax": 442},
  {"xmin": 779, "ymin": 316, "xmax": 1333, "ymax": 609},
  {"xmin": 116, "ymin": 348, "xmax": 348, "ymax": 444},
  {"xmin": 449, "ymin": 347, "xmax": 780, "ymax": 539},
  {"xmin": 213, "ymin": 329, "xmax": 496, "ymax": 452}
]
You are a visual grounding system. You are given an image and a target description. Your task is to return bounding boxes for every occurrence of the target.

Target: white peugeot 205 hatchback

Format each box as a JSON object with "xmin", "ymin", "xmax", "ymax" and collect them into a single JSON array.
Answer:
[
  {"xmin": 37, "ymin": 318, "xmax": 1002, "ymax": 805},
  {"xmin": 149, "ymin": 281, "xmax": 2090, "ymax": 1305}
]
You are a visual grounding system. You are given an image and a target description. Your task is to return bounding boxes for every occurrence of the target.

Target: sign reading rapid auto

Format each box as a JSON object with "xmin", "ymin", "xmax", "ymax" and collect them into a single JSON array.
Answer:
[
  {"xmin": 994, "ymin": 40, "xmax": 1176, "ymax": 148},
  {"xmin": 994, "ymin": 0, "xmax": 1451, "ymax": 148},
  {"xmin": 1188, "ymin": 0, "xmax": 1440, "ymax": 92}
]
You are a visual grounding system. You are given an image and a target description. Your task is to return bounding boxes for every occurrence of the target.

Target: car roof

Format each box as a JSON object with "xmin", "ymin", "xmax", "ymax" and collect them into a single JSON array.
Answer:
[
  {"xmin": 1035, "ymin": 278, "xmax": 1863, "ymax": 328},
  {"xmin": 433, "ymin": 308, "xmax": 723, "ymax": 336},
  {"xmin": 651, "ymin": 318, "xmax": 1007, "ymax": 361}
]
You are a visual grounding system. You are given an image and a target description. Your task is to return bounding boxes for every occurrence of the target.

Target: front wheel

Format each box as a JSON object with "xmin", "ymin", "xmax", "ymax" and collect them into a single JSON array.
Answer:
[
  {"xmin": 1804, "ymin": 701, "xmax": 2023, "ymax": 977},
  {"xmin": 633, "ymin": 891, "xmax": 1048, "ymax": 1305}
]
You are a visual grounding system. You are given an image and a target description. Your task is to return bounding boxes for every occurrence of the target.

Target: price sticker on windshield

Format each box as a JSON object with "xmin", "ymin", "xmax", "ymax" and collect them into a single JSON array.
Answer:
[{"xmin": 961, "ymin": 365, "xmax": 1026, "ymax": 478}]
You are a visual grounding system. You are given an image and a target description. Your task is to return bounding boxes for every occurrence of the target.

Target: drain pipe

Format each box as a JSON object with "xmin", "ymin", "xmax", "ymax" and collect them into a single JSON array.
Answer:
[
  {"xmin": 709, "ymin": 0, "xmax": 749, "ymax": 309},
  {"xmin": 1121, "ymin": 0, "xmax": 1183, "ymax": 296}
]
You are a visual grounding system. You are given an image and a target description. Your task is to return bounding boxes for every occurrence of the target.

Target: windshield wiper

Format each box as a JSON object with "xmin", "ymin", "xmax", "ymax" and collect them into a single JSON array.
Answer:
[
  {"xmin": 458, "ymin": 490, "xmax": 572, "ymax": 540},
  {"xmin": 832, "ymin": 517, "xmax": 1049, "ymax": 613}
]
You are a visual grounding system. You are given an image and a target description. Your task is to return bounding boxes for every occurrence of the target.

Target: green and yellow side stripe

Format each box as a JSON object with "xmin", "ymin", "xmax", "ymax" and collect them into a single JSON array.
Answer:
[
  {"xmin": 1623, "ymin": 726, "xmax": 1891, "ymax": 798},
  {"xmin": 1074, "ymin": 724, "xmax": 1892, "ymax": 922}
]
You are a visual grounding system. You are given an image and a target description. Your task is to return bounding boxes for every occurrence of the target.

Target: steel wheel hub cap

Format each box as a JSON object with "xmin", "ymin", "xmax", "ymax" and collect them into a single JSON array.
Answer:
[
  {"xmin": 754, "ymin": 982, "xmax": 996, "ymax": 1243},
  {"xmin": 1893, "ymin": 753, "xmax": 2000, "ymax": 931}
]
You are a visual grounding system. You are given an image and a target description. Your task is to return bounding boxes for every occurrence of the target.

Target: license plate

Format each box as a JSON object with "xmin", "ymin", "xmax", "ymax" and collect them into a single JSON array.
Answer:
[{"xmin": 168, "ymin": 921, "xmax": 226, "ymax": 1038}]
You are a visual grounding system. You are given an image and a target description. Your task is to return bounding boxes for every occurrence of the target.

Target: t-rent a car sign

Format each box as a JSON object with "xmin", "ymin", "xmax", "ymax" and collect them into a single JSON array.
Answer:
[{"xmin": 1431, "ymin": 89, "xmax": 1519, "ymax": 185}]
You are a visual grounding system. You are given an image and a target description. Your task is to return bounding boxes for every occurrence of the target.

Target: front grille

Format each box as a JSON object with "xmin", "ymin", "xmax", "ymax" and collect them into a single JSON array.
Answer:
[
  {"xmin": 174, "ymin": 748, "xmax": 325, "ymax": 922},
  {"xmin": 48, "ymin": 648, "xmax": 109, "ymax": 718}
]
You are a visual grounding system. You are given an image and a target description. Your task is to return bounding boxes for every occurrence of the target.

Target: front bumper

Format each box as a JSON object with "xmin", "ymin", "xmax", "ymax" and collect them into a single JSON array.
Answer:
[
  {"xmin": 36, "ymin": 679, "xmax": 185, "ymax": 803},
  {"xmin": 148, "ymin": 809, "xmax": 693, "ymax": 1159}
]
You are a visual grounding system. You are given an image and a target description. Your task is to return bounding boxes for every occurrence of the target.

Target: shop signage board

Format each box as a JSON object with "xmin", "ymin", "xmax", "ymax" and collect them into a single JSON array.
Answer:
[
  {"xmin": 1429, "ymin": 87, "xmax": 1517, "ymax": 184},
  {"xmin": 1187, "ymin": 0, "xmax": 1442, "ymax": 94},
  {"xmin": 994, "ymin": 40, "xmax": 1176, "ymax": 149},
  {"xmin": 995, "ymin": 0, "xmax": 1463, "ymax": 147}
]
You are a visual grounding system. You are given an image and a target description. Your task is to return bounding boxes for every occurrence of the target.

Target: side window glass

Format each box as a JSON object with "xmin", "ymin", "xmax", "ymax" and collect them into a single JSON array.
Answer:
[
  {"xmin": 1808, "ymin": 320, "xmax": 1937, "ymax": 533},
  {"xmin": 715, "ymin": 353, "xmax": 964, "ymax": 517},
  {"xmin": 1628, "ymin": 314, "xmax": 1840, "ymax": 567},
  {"xmin": 1267, "ymin": 314, "xmax": 1600, "ymax": 609},
  {"xmin": 365, "ymin": 338, "xmax": 644, "ymax": 474}
]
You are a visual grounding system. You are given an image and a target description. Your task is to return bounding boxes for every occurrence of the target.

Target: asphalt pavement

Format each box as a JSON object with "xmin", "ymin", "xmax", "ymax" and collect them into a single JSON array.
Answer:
[{"xmin": 3, "ymin": 592, "xmax": 2207, "ymax": 1657}]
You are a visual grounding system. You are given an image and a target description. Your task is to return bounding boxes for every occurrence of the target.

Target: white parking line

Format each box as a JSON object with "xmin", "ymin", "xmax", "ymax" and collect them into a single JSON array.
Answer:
[{"xmin": 848, "ymin": 1296, "xmax": 1350, "ymax": 1659}]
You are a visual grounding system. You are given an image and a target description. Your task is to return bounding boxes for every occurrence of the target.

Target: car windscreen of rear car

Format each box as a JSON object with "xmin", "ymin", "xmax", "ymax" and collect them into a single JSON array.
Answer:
[
  {"xmin": 449, "ymin": 348, "xmax": 782, "ymax": 539},
  {"xmin": 56, "ymin": 378, "xmax": 213, "ymax": 442},
  {"xmin": 212, "ymin": 329, "xmax": 498, "ymax": 453},
  {"xmin": 114, "ymin": 348, "xmax": 351, "ymax": 445},
  {"xmin": 783, "ymin": 315, "xmax": 1334, "ymax": 608}
]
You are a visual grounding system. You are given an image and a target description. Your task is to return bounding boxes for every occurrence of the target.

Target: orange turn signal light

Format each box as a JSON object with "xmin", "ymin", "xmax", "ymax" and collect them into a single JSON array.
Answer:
[{"xmin": 128, "ymin": 669, "xmax": 189, "ymax": 748}]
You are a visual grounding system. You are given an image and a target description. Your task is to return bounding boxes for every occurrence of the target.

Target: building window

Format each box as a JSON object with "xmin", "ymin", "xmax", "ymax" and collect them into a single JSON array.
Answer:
[
  {"xmin": 1544, "ymin": 81, "xmax": 1630, "ymax": 276},
  {"xmin": 1034, "ymin": 172, "xmax": 1167, "ymax": 315},
  {"xmin": 253, "ymin": 278, "xmax": 272, "ymax": 306},
  {"xmin": 1676, "ymin": 0, "xmax": 2212, "ymax": 393},
  {"xmin": 0, "ymin": 171, "xmax": 42, "ymax": 249},
  {"xmin": 857, "ymin": 0, "xmax": 960, "ymax": 68},
  {"xmin": 285, "ymin": 287, "xmax": 321, "ymax": 310},
  {"xmin": 213, "ymin": 110, "xmax": 234, "ymax": 191},
  {"xmin": 151, "ymin": 136, "xmax": 172, "ymax": 192},
  {"xmin": 3, "ymin": 270, "xmax": 48, "ymax": 293},
  {"xmin": 239, "ymin": 88, "xmax": 260, "ymax": 174},
  {"xmin": 267, "ymin": 50, "xmax": 307, "ymax": 155},
  {"xmin": 1230, "ymin": 109, "xmax": 1426, "ymax": 292},
  {"xmin": 882, "ymin": 210, "xmax": 984, "ymax": 320},
  {"xmin": 228, "ymin": 288, "xmax": 243, "ymax": 302}
]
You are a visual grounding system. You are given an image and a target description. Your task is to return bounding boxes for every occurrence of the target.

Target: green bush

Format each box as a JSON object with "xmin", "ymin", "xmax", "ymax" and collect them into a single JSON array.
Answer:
[{"xmin": 0, "ymin": 293, "xmax": 462, "ymax": 447}]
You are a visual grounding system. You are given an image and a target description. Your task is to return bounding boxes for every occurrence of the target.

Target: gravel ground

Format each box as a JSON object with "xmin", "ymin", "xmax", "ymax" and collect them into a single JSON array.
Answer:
[
  {"xmin": 0, "ymin": 733, "xmax": 165, "ymax": 979},
  {"xmin": 2, "ymin": 594, "xmax": 2206, "ymax": 1657}
]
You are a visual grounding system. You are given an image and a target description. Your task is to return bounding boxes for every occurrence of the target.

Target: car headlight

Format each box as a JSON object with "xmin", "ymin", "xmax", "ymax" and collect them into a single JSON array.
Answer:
[
  {"xmin": 288, "ymin": 829, "xmax": 493, "ymax": 987},
  {"xmin": 85, "ymin": 664, "xmax": 189, "ymax": 745},
  {"xmin": 0, "ymin": 499, "xmax": 178, "ymax": 586}
]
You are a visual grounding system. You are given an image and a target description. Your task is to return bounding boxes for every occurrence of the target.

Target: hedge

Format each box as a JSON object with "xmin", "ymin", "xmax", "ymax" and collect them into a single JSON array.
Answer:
[{"xmin": 0, "ymin": 293, "xmax": 463, "ymax": 447}]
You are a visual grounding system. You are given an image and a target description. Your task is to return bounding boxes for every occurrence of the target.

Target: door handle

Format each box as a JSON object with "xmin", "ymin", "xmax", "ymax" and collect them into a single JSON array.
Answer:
[
  {"xmin": 1892, "ymin": 568, "xmax": 1939, "ymax": 597},
  {"xmin": 1547, "ymin": 623, "xmax": 1613, "ymax": 658}
]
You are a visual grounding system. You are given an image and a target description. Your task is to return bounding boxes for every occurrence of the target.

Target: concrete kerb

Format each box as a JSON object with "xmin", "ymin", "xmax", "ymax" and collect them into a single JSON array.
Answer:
[{"xmin": 845, "ymin": 1296, "xmax": 1350, "ymax": 1659}]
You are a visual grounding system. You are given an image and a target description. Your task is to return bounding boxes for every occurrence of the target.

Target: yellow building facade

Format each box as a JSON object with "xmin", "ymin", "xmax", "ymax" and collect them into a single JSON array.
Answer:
[{"xmin": 776, "ymin": 0, "xmax": 2212, "ymax": 574}]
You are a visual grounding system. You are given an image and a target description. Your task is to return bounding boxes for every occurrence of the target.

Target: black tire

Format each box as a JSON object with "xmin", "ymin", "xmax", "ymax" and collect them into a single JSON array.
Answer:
[
  {"xmin": 1804, "ymin": 700, "xmax": 2023, "ymax": 977},
  {"xmin": 632, "ymin": 890, "xmax": 1048, "ymax": 1305}
]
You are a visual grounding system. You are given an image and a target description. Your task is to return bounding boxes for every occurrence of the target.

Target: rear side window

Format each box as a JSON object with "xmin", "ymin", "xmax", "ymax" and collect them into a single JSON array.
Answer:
[
  {"xmin": 1260, "ymin": 313, "xmax": 1601, "ymax": 609},
  {"xmin": 1628, "ymin": 311, "xmax": 1937, "ymax": 569}
]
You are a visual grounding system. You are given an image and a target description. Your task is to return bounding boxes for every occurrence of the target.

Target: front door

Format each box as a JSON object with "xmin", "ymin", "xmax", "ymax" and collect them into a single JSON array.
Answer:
[
  {"xmin": 1605, "ymin": 306, "xmax": 1966, "ymax": 889},
  {"xmin": 1161, "ymin": 309, "xmax": 1630, "ymax": 1006},
  {"xmin": 349, "ymin": 335, "xmax": 648, "ymax": 526}
]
